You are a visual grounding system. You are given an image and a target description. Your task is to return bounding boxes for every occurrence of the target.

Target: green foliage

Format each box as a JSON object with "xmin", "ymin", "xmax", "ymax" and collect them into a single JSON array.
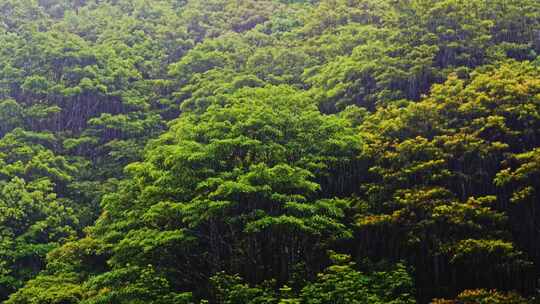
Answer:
[
  {"xmin": 78, "ymin": 85, "xmax": 362, "ymax": 301},
  {"xmin": 0, "ymin": 129, "xmax": 79, "ymax": 298},
  {"xmin": 1, "ymin": 0, "xmax": 540, "ymax": 303},
  {"xmin": 300, "ymin": 253, "xmax": 415, "ymax": 304},
  {"xmin": 211, "ymin": 252, "xmax": 415, "ymax": 304}
]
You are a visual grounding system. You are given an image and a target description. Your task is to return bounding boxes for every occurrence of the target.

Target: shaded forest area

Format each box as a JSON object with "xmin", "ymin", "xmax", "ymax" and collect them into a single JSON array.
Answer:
[{"xmin": 1, "ymin": 0, "xmax": 540, "ymax": 303}]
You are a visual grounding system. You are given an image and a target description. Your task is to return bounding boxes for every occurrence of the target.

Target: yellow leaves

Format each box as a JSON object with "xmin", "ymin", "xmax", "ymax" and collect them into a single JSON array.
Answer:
[
  {"xmin": 395, "ymin": 187, "xmax": 453, "ymax": 206},
  {"xmin": 448, "ymin": 238, "xmax": 523, "ymax": 265},
  {"xmin": 394, "ymin": 136, "xmax": 433, "ymax": 156},
  {"xmin": 432, "ymin": 289, "xmax": 529, "ymax": 304},
  {"xmin": 357, "ymin": 214, "xmax": 393, "ymax": 227},
  {"xmin": 431, "ymin": 197, "xmax": 503, "ymax": 229},
  {"xmin": 510, "ymin": 186, "xmax": 535, "ymax": 204},
  {"xmin": 496, "ymin": 148, "xmax": 540, "ymax": 203}
]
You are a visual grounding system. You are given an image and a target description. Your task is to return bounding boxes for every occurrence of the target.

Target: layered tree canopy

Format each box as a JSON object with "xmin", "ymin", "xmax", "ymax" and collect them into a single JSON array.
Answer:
[{"xmin": 0, "ymin": 0, "xmax": 540, "ymax": 303}]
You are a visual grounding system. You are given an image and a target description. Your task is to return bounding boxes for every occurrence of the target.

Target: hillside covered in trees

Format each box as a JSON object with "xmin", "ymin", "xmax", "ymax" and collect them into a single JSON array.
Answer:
[{"xmin": 0, "ymin": 0, "xmax": 540, "ymax": 303}]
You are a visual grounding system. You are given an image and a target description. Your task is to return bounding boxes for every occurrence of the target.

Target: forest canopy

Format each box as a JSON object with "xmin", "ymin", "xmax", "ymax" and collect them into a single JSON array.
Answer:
[{"xmin": 0, "ymin": 0, "xmax": 540, "ymax": 303}]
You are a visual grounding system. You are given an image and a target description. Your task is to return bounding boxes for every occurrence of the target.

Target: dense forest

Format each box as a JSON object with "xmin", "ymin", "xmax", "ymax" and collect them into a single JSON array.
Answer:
[{"xmin": 0, "ymin": 0, "xmax": 539, "ymax": 303}]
